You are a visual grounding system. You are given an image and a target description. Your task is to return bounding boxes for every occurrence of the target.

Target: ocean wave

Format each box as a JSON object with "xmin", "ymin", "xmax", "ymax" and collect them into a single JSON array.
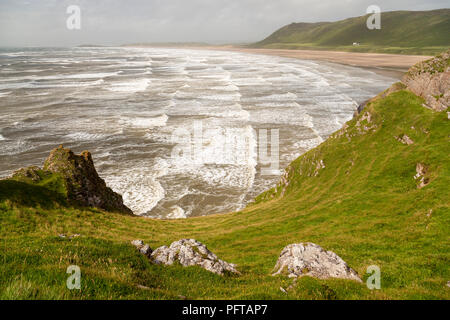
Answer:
[
  {"xmin": 104, "ymin": 170, "xmax": 166, "ymax": 215},
  {"xmin": 119, "ymin": 114, "xmax": 168, "ymax": 128},
  {"xmin": 166, "ymin": 206, "xmax": 187, "ymax": 219},
  {"xmin": 107, "ymin": 78, "xmax": 150, "ymax": 93},
  {"xmin": 64, "ymin": 132, "xmax": 110, "ymax": 142}
]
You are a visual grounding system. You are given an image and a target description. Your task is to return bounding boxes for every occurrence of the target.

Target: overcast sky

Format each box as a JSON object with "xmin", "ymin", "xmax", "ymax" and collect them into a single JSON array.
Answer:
[{"xmin": 0, "ymin": 0, "xmax": 448, "ymax": 47}]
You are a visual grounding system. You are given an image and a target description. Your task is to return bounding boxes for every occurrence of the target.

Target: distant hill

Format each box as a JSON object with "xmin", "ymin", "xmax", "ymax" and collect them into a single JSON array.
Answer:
[{"xmin": 253, "ymin": 9, "xmax": 450, "ymax": 55}]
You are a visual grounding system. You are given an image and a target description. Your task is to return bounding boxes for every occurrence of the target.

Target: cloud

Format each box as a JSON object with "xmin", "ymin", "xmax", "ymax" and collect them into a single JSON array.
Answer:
[{"xmin": 0, "ymin": 0, "xmax": 447, "ymax": 46}]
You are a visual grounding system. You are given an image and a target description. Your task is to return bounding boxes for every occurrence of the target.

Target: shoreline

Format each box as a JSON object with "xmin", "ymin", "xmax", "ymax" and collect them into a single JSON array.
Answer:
[{"xmin": 127, "ymin": 45, "xmax": 432, "ymax": 79}]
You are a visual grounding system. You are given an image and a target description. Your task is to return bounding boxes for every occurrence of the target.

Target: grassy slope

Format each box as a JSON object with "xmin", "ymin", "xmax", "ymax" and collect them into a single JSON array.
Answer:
[
  {"xmin": 253, "ymin": 9, "xmax": 450, "ymax": 55},
  {"xmin": 0, "ymin": 90, "xmax": 449, "ymax": 300}
]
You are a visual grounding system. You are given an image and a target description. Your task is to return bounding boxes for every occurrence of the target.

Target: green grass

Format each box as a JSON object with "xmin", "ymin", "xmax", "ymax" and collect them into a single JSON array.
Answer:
[
  {"xmin": 252, "ymin": 9, "xmax": 450, "ymax": 55},
  {"xmin": 0, "ymin": 90, "xmax": 449, "ymax": 300}
]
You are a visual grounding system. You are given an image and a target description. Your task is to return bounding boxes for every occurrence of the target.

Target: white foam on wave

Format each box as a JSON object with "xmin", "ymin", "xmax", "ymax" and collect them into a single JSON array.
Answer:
[
  {"xmin": 156, "ymin": 123, "xmax": 257, "ymax": 191},
  {"xmin": 260, "ymin": 92, "xmax": 298, "ymax": 101},
  {"xmin": 0, "ymin": 134, "xmax": 6, "ymax": 141},
  {"xmin": 166, "ymin": 206, "xmax": 187, "ymax": 219},
  {"xmin": 0, "ymin": 92, "xmax": 11, "ymax": 97},
  {"xmin": 211, "ymin": 84, "xmax": 239, "ymax": 91},
  {"xmin": 104, "ymin": 168, "xmax": 166, "ymax": 216},
  {"xmin": 293, "ymin": 136, "xmax": 324, "ymax": 151},
  {"xmin": 200, "ymin": 93, "xmax": 241, "ymax": 102},
  {"xmin": 119, "ymin": 114, "xmax": 168, "ymax": 128},
  {"xmin": 64, "ymin": 132, "xmax": 109, "ymax": 141},
  {"xmin": 0, "ymin": 79, "xmax": 105, "ymax": 90},
  {"xmin": 107, "ymin": 78, "xmax": 150, "ymax": 93},
  {"xmin": 65, "ymin": 72, "xmax": 119, "ymax": 79},
  {"xmin": 0, "ymin": 139, "xmax": 37, "ymax": 155}
]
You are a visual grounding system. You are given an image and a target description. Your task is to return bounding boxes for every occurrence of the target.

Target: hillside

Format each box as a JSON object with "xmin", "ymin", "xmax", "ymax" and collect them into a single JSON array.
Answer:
[
  {"xmin": 0, "ymin": 52, "xmax": 449, "ymax": 300},
  {"xmin": 253, "ymin": 9, "xmax": 450, "ymax": 55}
]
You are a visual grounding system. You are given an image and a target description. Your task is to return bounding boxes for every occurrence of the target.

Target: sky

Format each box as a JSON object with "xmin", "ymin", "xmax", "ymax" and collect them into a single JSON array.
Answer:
[{"xmin": 0, "ymin": 0, "xmax": 448, "ymax": 47}]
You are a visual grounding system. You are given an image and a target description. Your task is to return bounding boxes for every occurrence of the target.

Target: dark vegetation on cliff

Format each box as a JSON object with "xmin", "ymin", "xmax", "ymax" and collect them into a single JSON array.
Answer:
[
  {"xmin": 0, "ymin": 52, "xmax": 448, "ymax": 300},
  {"xmin": 252, "ymin": 9, "xmax": 450, "ymax": 55}
]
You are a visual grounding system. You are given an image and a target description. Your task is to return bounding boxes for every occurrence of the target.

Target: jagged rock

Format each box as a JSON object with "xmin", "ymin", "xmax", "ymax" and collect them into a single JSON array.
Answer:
[
  {"xmin": 272, "ymin": 242, "xmax": 362, "ymax": 282},
  {"xmin": 131, "ymin": 239, "xmax": 152, "ymax": 256},
  {"xmin": 402, "ymin": 49, "xmax": 449, "ymax": 112},
  {"xmin": 131, "ymin": 239, "xmax": 240, "ymax": 276},
  {"xmin": 355, "ymin": 111, "xmax": 377, "ymax": 133},
  {"xmin": 43, "ymin": 145, "xmax": 132, "ymax": 214},
  {"xmin": 12, "ymin": 166, "xmax": 44, "ymax": 182},
  {"xmin": 396, "ymin": 134, "xmax": 414, "ymax": 145},
  {"xmin": 414, "ymin": 163, "xmax": 429, "ymax": 189}
]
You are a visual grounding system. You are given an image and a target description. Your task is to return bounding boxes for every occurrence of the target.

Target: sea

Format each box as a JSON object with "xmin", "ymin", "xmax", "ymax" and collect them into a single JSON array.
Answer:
[{"xmin": 0, "ymin": 47, "xmax": 397, "ymax": 218}]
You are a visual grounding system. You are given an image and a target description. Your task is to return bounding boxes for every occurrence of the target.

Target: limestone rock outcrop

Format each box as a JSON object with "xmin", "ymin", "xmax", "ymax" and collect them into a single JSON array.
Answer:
[
  {"xmin": 131, "ymin": 239, "xmax": 240, "ymax": 276},
  {"xmin": 42, "ymin": 145, "xmax": 132, "ymax": 214},
  {"xmin": 272, "ymin": 242, "xmax": 362, "ymax": 282},
  {"xmin": 12, "ymin": 145, "xmax": 132, "ymax": 214},
  {"xmin": 402, "ymin": 49, "xmax": 449, "ymax": 112}
]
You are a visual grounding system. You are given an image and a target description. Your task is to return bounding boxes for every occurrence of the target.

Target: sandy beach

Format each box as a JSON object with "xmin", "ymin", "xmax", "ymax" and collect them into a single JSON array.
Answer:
[{"xmin": 135, "ymin": 45, "xmax": 432, "ymax": 78}]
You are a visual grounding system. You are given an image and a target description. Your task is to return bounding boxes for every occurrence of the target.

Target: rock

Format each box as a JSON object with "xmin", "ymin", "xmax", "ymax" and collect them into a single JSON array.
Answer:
[
  {"xmin": 313, "ymin": 159, "xmax": 325, "ymax": 176},
  {"xmin": 58, "ymin": 233, "xmax": 81, "ymax": 239},
  {"xmin": 272, "ymin": 242, "xmax": 362, "ymax": 282},
  {"xmin": 11, "ymin": 166, "xmax": 44, "ymax": 182},
  {"xmin": 396, "ymin": 134, "xmax": 414, "ymax": 145},
  {"xmin": 132, "ymin": 239, "xmax": 240, "ymax": 276},
  {"xmin": 43, "ymin": 145, "xmax": 132, "ymax": 214},
  {"xmin": 136, "ymin": 284, "xmax": 151, "ymax": 290},
  {"xmin": 414, "ymin": 163, "xmax": 429, "ymax": 189},
  {"xmin": 131, "ymin": 240, "xmax": 152, "ymax": 256},
  {"xmin": 402, "ymin": 49, "xmax": 449, "ymax": 112},
  {"xmin": 355, "ymin": 111, "xmax": 377, "ymax": 134}
]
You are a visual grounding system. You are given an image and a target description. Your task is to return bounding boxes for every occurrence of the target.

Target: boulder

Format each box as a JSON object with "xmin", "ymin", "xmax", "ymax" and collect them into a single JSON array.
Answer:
[
  {"xmin": 131, "ymin": 239, "xmax": 240, "ymax": 276},
  {"xmin": 272, "ymin": 242, "xmax": 362, "ymax": 282}
]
